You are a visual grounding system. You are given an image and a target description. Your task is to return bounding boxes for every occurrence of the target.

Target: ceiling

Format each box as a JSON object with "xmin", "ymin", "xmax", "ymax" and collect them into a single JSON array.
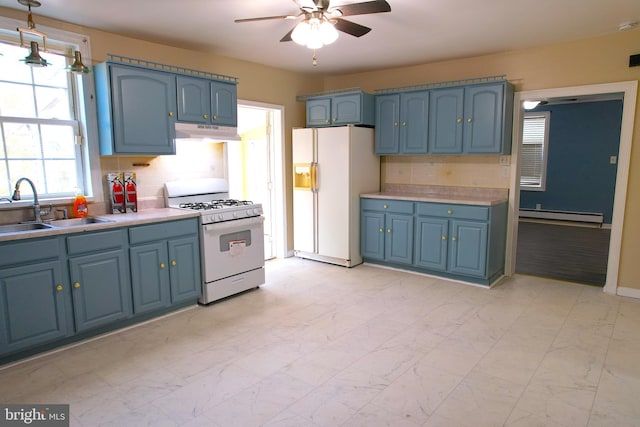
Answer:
[{"xmin": 0, "ymin": 0, "xmax": 638, "ymax": 74}]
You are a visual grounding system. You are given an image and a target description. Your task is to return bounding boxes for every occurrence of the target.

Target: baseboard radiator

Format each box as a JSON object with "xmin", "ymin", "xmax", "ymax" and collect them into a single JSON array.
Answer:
[{"xmin": 519, "ymin": 209, "xmax": 604, "ymax": 224}]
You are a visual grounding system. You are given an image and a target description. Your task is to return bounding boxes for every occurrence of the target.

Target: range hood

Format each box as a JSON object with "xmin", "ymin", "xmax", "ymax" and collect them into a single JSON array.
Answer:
[{"xmin": 175, "ymin": 122, "xmax": 241, "ymax": 142}]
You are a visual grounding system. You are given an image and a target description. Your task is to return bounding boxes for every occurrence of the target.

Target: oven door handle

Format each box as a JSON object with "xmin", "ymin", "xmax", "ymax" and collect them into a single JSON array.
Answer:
[{"xmin": 203, "ymin": 216, "xmax": 264, "ymax": 233}]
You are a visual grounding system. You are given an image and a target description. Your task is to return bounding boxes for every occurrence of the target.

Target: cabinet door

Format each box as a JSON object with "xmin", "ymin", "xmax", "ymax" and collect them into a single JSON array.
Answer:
[
  {"xmin": 448, "ymin": 220, "xmax": 488, "ymax": 277},
  {"xmin": 463, "ymin": 84, "xmax": 504, "ymax": 153},
  {"xmin": 130, "ymin": 242, "xmax": 171, "ymax": 314},
  {"xmin": 414, "ymin": 217, "xmax": 448, "ymax": 271},
  {"xmin": 361, "ymin": 211, "xmax": 385, "ymax": 260},
  {"xmin": 177, "ymin": 76, "xmax": 210, "ymax": 123},
  {"xmin": 428, "ymin": 87, "xmax": 464, "ymax": 154},
  {"xmin": 168, "ymin": 236, "xmax": 201, "ymax": 304},
  {"xmin": 210, "ymin": 80, "xmax": 238, "ymax": 126},
  {"xmin": 332, "ymin": 93, "xmax": 361, "ymax": 125},
  {"xmin": 306, "ymin": 98, "xmax": 331, "ymax": 127},
  {"xmin": 0, "ymin": 261, "xmax": 68, "ymax": 354},
  {"xmin": 385, "ymin": 214, "xmax": 413, "ymax": 265},
  {"xmin": 68, "ymin": 250, "xmax": 132, "ymax": 332},
  {"xmin": 109, "ymin": 65, "xmax": 177, "ymax": 154},
  {"xmin": 399, "ymin": 91, "xmax": 429, "ymax": 154},
  {"xmin": 375, "ymin": 94, "xmax": 400, "ymax": 154}
]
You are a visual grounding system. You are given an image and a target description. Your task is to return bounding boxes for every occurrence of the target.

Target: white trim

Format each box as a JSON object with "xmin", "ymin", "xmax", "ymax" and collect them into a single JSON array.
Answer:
[
  {"xmin": 237, "ymin": 99, "xmax": 287, "ymax": 260},
  {"xmin": 519, "ymin": 209, "xmax": 603, "ymax": 224},
  {"xmin": 617, "ymin": 287, "xmax": 640, "ymax": 299},
  {"xmin": 507, "ymin": 81, "xmax": 638, "ymax": 297}
]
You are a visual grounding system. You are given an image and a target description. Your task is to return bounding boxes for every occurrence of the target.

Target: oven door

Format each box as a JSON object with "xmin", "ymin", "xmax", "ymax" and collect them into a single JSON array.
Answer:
[{"xmin": 201, "ymin": 216, "xmax": 265, "ymax": 283}]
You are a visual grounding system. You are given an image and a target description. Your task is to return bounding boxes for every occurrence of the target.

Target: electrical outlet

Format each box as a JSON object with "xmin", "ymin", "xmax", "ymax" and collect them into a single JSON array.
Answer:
[
  {"xmin": 536, "ymin": 203, "xmax": 541, "ymax": 210},
  {"xmin": 499, "ymin": 156, "xmax": 511, "ymax": 165},
  {"xmin": 610, "ymin": 156, "xmax": 617, "ymax": 164}
]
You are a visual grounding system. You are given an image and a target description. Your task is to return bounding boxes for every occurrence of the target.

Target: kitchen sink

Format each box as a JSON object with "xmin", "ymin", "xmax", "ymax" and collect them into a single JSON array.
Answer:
[
  {"xmin": 0, "ymin": 222, "xmax": 55, "ymax": 233},
  {"xmin": 49, "ymin": 217, "xmax": 114, "ymax": 227}
]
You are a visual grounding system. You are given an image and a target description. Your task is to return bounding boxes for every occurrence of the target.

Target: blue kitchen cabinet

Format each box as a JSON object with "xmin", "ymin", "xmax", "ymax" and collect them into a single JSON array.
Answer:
[
  {"xmin": 448, "ymin": 220, "xmax": 488, "ymax": 277},
  {"xmin": 0, "ymin": 238, "xmax": 69, "ymax": 355},
  {"xmin": 177, "ymin": 76, "xmax": 238, "ymax": 126},
  {"xmin": 129, "ymin": 218, "xmax": 201, "ymax": 314},
  {"xmin": 361, "ymin": 199, "xmax": 414, "ymax": 265},
  {"xmin": 306, "ymin": 91, "xmax": 374, "ymax": 127},
  {"xmin": 66, "ymin": 229, "xmax": 132, "ymax": 332},
  {"xmin": 428, "ymin": 87, "xmax": 464, "ymax": 154},
  {"xmin": 428, "ymin": 82, "xmax": 513, "ymax": 154},
  {"xmin": 375, "ymin": 90, "xmax": 429, "ymax": 155},
  {"xmin": 374, "ymin": 94, "xmax": 400, "ymax": 154},
  {"xmin": 95, "ymin": 62, "xmax": 177, "ymax": 155},
  {"xmin": 414, "ymin": 217, "xmax": 449, "ymax": 271}
]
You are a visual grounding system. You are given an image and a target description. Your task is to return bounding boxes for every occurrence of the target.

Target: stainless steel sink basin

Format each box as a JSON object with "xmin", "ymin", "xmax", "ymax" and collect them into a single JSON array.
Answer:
[
  {"xmin": 49, "ymin": 217, "xmax": 114, "ymax": 227},
  {"xmin": 0, "ymin": 222, "xmax": 55, "ymax": 233}
]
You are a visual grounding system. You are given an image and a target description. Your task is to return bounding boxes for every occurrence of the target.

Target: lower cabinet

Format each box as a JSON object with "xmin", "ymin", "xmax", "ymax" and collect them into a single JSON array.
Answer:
[
  {"xmin": 66, "ymin": 229, "xmax": 132, "ymax": 332},
  {"xmin": 0, "ymin": 216, "xmax": 202, "ymax": 362},
  {"xmin": 361, "ymin": 199, "xmax": 414, "ymax": 265},
  {"xmin": 0, "ymin": 237, "xmax": 69, "ymax": 355},
  {"xmin": 362, "ymin": 197, "xmax": 507, "ymax": 285},
  {"xmin": 129, "ymin": 218, "xmax": 201, "ymax": 314}
]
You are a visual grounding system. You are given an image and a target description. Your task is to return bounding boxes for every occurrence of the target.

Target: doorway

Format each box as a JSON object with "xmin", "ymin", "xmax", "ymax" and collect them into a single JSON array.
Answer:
[
  {"xmin": 228, "ymin": 101, "xmax": 286, "ymax": 260},
  {"xmin": 507, "ymin": 81, "xmax": 638, "ymax": 295}
]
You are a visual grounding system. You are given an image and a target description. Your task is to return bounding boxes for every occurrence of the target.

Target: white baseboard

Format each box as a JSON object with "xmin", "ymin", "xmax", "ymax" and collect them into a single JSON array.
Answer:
[
  {"xmin": 617, "ymin": 286, "xmax": 640, "ymax": 299},
  {"xmin": 519, "ymin": 209, "xmax": 603, "ymax": 224}
]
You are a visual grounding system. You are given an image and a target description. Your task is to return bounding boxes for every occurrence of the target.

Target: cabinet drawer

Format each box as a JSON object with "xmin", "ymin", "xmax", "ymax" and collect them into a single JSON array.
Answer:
[
  {"xmin": 67, "ymin": 229, "xmax": 125, "ymax": 255},
  {"xmin": 0, "ymin": 238, "xmax": 59, "ymax": 267},
  {"xmin": 361, "ymin": 198, "xmax": 414, "ymax": 214},
  {"xmin": 417, "ymin": 202, "xmax": 489, "ymax": 220},
  {"xmin": 129, "ymin": 218, "xmax": 199, "ymax": 245}
]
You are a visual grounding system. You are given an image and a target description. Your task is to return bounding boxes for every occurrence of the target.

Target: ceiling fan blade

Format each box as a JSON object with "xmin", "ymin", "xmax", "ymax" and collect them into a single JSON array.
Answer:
[
  {"xmin": 293, "ymin": 0, "xmax": 318, "ymax": 12},
  {"xmin": 280, "ymin": 28, "xmax": 295, "ymax": 42},
  {"xmin": 235, "ymin": 14, "xmax": 298, "ymax": 23},
  {"xmin": 333, "ymin": 18, "xmax": 371, "ymax": 37},
  {"xmin": 333, "ymin": 0, "xmax": 391, "ymax": 17}
]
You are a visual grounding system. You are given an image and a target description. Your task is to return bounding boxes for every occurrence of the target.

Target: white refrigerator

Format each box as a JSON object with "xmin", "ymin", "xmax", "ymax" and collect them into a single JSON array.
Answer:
[{"xmin": 293, "ymin": 126, "xmax": 380, "ymax": 267}]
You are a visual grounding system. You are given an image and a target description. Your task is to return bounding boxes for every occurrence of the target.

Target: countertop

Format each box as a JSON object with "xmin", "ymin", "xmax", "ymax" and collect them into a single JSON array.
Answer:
[
  {"xmin": 0, "ymin": 208, "xmax": 200, "ymax": 242},
  {"xmin": 360, "ymin": 184, "xmax": 509, "ymax": 207}
]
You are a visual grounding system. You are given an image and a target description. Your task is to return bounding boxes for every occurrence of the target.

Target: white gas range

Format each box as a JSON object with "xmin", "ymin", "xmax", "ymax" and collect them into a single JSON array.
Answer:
[{"xmin": 164, "ymin": 178, "xmax": 265, "ymax": 304}]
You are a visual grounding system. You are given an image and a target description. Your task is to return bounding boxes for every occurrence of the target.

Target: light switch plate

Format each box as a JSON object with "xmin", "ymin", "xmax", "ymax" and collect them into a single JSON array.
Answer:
[{"xmin": 610, "ymin": 156, "xmax": 617, "ymax": 164}]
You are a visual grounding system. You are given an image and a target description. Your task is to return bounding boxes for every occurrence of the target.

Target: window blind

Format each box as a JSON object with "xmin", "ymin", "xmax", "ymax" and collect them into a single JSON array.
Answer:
[{"xmin": 521, "ymin": 114, "xmax": 548, "ymax": 188}]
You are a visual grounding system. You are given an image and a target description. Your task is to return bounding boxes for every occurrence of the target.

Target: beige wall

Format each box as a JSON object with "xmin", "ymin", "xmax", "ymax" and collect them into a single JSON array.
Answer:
[
  {"xmin": 2, "ymin": 6, "xmax": 638, "ymax": 289},
  {"xmin": 323, "ymin": 30, "xmax": 640, "ymax": 290}
]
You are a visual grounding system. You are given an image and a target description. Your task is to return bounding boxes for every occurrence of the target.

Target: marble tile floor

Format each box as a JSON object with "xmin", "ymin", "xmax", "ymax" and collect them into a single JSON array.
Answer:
[{"xmin": 1, "ymin": 257, "xmax": 639, "ymax": 426}]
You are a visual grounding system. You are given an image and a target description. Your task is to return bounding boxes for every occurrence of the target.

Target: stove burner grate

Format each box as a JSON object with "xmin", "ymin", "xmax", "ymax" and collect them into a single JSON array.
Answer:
[{"xmin": 179, "ymin": 199, "xmax": 254, "ymax": 211}]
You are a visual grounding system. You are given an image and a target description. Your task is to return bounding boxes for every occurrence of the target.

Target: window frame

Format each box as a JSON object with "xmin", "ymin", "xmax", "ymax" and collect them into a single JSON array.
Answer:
[
  {"xmin": 0, "ymin": 16, "xmax": 102, "ymax": 208},
  {"xmin": 520, "ymin": 111, "xmax": 551, "ymax": 192}
]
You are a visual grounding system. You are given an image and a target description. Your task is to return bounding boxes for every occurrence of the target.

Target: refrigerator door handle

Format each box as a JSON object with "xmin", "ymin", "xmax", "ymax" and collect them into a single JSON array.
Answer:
[{"xmin": 311, "ymin": 162, "xmax": 318, "ymax": 193}]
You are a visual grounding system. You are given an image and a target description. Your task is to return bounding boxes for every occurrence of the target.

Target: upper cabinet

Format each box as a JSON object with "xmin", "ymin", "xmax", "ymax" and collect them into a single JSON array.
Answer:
[
  {"xmin": 95, "ymin": 63, "xmax": 177, "ymax": 155},
  {"xmin": 305, "ymin": 90, "xmax": 374, "ymax": 127},
  {"xmin": 375, "ymin": 90, "xmax": 430, "ymax": 155},
  {"xmin": 95, "ymin": 56, "xmax": 239, "ymax": 155},
  {"xmin": 177, "ymin": 76, "xmax": 238, "ymax": 127},
  {"xmin": 375, "ymin": 79, "xmax": 514, "ymax": 156}
]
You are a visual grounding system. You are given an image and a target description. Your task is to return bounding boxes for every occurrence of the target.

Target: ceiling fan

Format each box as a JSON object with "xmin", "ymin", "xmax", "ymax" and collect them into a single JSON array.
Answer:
[{"xmin": 235, "ymin": 0, "xmax": 392, "ymax": 45}]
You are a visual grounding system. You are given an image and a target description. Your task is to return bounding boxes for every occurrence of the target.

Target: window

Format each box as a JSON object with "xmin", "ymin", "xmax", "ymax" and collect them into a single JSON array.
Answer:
[
  {"xmin": 520, "ymin": 111, "xmax": 550, "ymax": 191},
  {"xmin": 0, "ymin": 21, "xmax": 96, "ymax": 203}
]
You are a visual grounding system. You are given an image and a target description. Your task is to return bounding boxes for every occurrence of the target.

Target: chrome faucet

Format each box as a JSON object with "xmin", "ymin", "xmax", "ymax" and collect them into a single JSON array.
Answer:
[{"xmin": 11, "ymin": 177, "xmax": 42, "ymax": 223}]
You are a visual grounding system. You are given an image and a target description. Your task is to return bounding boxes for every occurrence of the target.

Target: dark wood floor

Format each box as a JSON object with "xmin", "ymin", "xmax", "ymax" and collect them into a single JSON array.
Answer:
[{"xmin": 515, "ymin": 221, "xmax": 611, "ymax": 286}]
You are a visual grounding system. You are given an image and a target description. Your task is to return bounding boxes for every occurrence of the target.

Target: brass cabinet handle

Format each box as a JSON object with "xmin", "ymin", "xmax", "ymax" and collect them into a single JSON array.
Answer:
[
  {"xmin": 160, "ymin": 263, "xmax": 166, "ymax": 269},
  {"xmin": 387, "ymin": 229, "xmax": 392, "ymax": 233},
  {"xmin": 325, "ymin": 119, "xmax": 330, "ymax": 124},
  {"xmin": 171, "ymin": 260, "xmax": 177, "ymax": 266},
  {"xmin": 467, "ymin": 117, "xmax": 473, "ymax": 123},
  {"xmin": 56, "ymin": 284, "xmax": 63, "ymax": 292},
  {"xmin": 74, "ymin": 282, "xmax": 80, "ymax": 289},
  {"xmin": 213, "ymin": 115, "xmax": 218, "ymax": 120},
  {"xmin": 168, "ymin": 111, "xmax": 174, "ymax": 117},
  {"xmin": 447, "ymin": 210, "xmax": 453, "ymax": 214},
  {"xmin": 379, "ymin": 228, "xmax": 384, "ymax": 233},
  {"xmin": 333, "ymin": 117, "xmax": 337, "ymax": 122},
  {"xmin": 203, "ymin": 114, "xmax": 208, "ymax": 119},
  {"xmin": 457, "ymin": 118, "xmax": 462, "ymax": 123},
  {"xmin": 394, "ymin": 121, "xmax": 398, "ymax": 127},
  {"xmin": 452, "ymin": 236, "xmax": 457, "ymax": 241},
  {"xmin": 442, "ymin": 235, "xmax": 447, "ymax": 240},
  {"xmin": 402, "ymin": 121, "xmax": 407, "ymax": 126},
  {"xmin": 383, "ymin": 204, "xmax": 388, "ymax": 209}
]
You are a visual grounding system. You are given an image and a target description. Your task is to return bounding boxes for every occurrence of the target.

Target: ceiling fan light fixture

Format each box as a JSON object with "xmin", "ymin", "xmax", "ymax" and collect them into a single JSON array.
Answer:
[{"xmin": 292, "ymin": 14, "xmax": 338, "ymax": 49}]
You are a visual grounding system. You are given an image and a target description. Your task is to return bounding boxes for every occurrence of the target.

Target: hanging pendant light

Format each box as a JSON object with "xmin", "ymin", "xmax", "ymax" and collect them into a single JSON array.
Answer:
[
  {"xmin": 17, "ymin": 0, "xmax": 48, "ymax": 51},
  {"xmin": 66, "ymin": 50, "xmax": 90, "ymax": 74},
  {"xmin": 20, "ymin": 40, "xmax": 49, "ymax": 66}
]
